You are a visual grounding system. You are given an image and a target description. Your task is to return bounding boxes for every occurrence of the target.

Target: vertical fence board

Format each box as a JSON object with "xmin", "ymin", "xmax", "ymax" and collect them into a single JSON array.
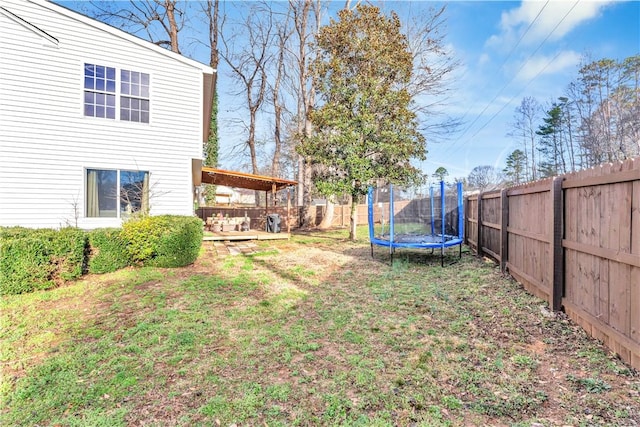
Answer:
[
  {"xmin": 631, "ymin": 179, "xmax": 640, "ymax": 354},
  {"xmin": 563, "ymin": 160, "xmax": 640, "ymax": 369},
  {"xmin": 477, "ymin": 193, "xmax": 484, "ymax": 257},
  {"xmin": 501, "ymin": 189, "xmax": 509, "ymax": 272},
  {"xmin": 631, "ymin": 266, "xmax": 640, "ymax": 357},
  {"xmin": 551, "ymin": 177, "xmax": 563, "ymax": 311},
  {"xmin": 504, "ymin": 180, "xmax": 553, "ymax": 303}
]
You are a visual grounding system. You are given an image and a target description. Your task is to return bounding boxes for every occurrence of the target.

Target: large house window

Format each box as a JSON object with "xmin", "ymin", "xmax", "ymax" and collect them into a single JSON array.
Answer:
[
  {"xmin": 86, "ymin": 169, "xmax": 149, "ymax": 218},
  {"xmin": 84, "ymin": 64, "xmax": 116, "ymax": 119},
  {"xmin": 121, "ymin": 70, "xmax": 150, "ymax": 123},
  {"xmin": 83, "ymin": 64, "xmax": 150, "ymax": 123}
]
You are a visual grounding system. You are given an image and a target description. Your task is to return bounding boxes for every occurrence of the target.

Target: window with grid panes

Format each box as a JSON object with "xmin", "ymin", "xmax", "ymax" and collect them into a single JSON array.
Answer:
[{"xmin": 120, "ymin": 69, "xmax": 150, "ymax": 123}]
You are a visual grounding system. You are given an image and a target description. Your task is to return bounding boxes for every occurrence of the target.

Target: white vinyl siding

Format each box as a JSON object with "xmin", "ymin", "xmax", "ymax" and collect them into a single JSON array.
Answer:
[{"xmin": 0, "ymin": 0, "xmax": 212, "ymax": 229}]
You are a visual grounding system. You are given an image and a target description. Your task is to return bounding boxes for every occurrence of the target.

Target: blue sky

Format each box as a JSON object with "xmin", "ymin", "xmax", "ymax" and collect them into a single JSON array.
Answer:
[
  {"xmin": 419, "ymin": 0, "xmax": 639, "ymax": 180},
  {"xmin": 60, "ymin": 0, "xmax": 639, "ymax": 181}
]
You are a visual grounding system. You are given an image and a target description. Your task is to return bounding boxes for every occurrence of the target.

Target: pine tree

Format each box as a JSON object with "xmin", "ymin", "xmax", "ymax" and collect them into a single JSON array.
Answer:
[
  {"xmin": 503, "ymin": 149, "xmax": 526, "ymax": 185},
  {"xmin": 536, "ymin": 105, "xmax": 564, "ymax": 177}
]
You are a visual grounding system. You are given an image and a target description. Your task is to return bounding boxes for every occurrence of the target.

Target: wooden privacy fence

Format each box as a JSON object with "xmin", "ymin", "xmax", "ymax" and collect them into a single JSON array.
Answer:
[
  {"xmin": 308, "ymin": 204, "xmax": 370, "ymax": 228},
  {"xmin": 465, "ymin": 158, "xmax": 640, "ymax": 369}
]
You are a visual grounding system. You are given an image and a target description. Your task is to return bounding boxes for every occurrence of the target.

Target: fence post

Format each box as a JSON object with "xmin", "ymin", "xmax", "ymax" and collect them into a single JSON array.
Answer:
[
  {"xmin": 551, "ymin": 177, "xmax": 564, "ymax": 312},
  {"xmin": 501, "ymin": 188, "xmax": 509, "ymax": 273},
  {"xmin": 476, "ymin": 192, "xmax": 484, "ymax": 257}
]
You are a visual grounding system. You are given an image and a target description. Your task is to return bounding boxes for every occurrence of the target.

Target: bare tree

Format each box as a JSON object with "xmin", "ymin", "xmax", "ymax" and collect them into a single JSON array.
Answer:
[
  {"xmin": 509, "ymin": 97, "xmax": 541, "ymax": 181},
  {"xmin": 288, "ymin": 0, "xmax": 323, "ymax": 224},
  {"xmin": 220, "ymin": 5, "xmax": 274, "ymax": 182},
  {"xmin": 89, "ymin": 0, "xmax": 183, "ymax": 53},
  {"xmin": 402, "ymin": 5, "xmax": 460, "ymax": 140},
  {"xmin": 269, "ymin": 8, "xmax": 293, "ymax": 178},
  {"xmin": 619, "ymin": 55, "xmax": 640, "ymax": 155},
  {"xmin": 558, "ymin": 96, "xmax": 578, "ymax": 172},
  {"xmin": 467, "ymin": 165, "xmax": 503, "ymax": 192},
  {"xmin": 568, "ymin": 55, "xmax": 640, "ymax": 166},
  {"xmin": 205, "ymin": 0, "xmax": 219, "ymax": 95}
]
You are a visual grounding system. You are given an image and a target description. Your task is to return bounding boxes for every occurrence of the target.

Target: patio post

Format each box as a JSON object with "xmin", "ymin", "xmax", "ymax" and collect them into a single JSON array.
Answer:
[{"xmin": 287, "ymin": 187, "xmax": 291, "ymax": 233}]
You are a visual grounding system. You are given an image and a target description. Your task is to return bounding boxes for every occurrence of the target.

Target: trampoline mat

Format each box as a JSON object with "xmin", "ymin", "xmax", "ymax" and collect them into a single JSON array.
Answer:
[{"xmin": 377, "ymin": 234, "xmax": 457, "ymax": 244}]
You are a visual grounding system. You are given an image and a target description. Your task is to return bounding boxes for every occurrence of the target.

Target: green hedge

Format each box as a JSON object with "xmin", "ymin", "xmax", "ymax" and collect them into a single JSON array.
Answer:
[
  {"xmin": 87, "ymin": 228, "xmax": 130, "ymax": 274},
  {"xmin": 0, "ymin": 236, "xmax": 53, "ymax": 295},
  {"xmin": 0, "ymin": 216, "xmax": 203, "ymax": 295},
  {"xmin": 149, "ymin": 216, "xmax": 203, "ymax": 268},
  {"xmin": 49, "ymin": 228, "xmax": 87, "ymax": 281},
  {"xmin": 0, "ymin": 227, "xmax": 87, "ymax": 295},
  {"xmin": 121, "ymin": 215, "xmax": 203, "ymax": 268}
]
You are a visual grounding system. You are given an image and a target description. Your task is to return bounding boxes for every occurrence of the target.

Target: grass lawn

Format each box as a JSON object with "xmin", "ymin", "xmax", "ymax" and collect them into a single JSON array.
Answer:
[{"xmin": 1, "ymin": 227, "xmax": 638, "ymax": 426}]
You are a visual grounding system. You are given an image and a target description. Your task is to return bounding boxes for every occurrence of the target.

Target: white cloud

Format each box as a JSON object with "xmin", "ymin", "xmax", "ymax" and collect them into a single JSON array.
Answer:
[
  {"xmin": 487, "ymin": 0, "xmax": 617, "ymax": 49},
  {"xmin": 514, "ymin": 50, "xmax": 582, "ymax": 81}
]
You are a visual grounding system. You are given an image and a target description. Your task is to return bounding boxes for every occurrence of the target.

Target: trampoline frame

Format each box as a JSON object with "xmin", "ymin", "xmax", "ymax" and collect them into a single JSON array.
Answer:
[{"xmin": 368, "ymin": 181, "xmax": 464, "ymax": 266}]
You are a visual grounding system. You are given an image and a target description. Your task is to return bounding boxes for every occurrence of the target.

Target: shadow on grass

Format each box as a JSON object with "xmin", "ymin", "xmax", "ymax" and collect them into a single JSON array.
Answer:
[
  {"xmin": 363, "ymin": 243, "xmax": 474, "ymax": 267},
  {"xmin": 290, "ymin": 228, "xmax": 352, "ymax": 241}
]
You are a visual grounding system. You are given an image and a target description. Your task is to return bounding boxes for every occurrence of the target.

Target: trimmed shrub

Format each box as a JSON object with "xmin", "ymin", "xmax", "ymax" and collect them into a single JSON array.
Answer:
[
  {"xmin": 0, "ymin": 216, "xmax": 202, "ymax": 295},
  {"xmin": 149, "ymin": 216, "xmax": 203, "ymax": 268},
  {"xmin": 120, "ymin": 216, "xmax": 169, "ymax": 264},
  {"xmin": 0, "ymin": 236, "xmax": 54, "ymax": 295},
  {"xmin": 48, "ymin": 227, "xmax": 87, "ymax": 281},
  {"xmin": 0, "ymin": 227, "xmax": 87, "ymax": 295},
  {"xmin": 87, "ymin": 228, "xmax": 130, "ymax": 274},
  {"xmin": 121, "ymin": 215, "xmax": 202, "ymax": 268},
  {"xmin": 0, "ymin": 226, "xmax": 32, "ymax": 240}
]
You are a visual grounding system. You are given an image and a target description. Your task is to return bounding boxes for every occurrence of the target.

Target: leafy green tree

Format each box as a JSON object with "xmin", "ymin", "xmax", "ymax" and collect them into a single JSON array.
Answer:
[
  {"xmin": 503, "ymin": 149, "xmax": 526, "ymax": 185},
  {"xmin": 432, "ymin": 166, "xmax": 448, "ymax": 183},
  {"xmin": 297, "ymin": 5, "xmax": 426, "ymax": 240}
]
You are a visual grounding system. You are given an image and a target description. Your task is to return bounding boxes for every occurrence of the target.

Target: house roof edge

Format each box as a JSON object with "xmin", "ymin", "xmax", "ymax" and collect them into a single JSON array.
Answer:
[{"xmin": 30, "ymin": 0, "xmax": 214, "ymax": 75}]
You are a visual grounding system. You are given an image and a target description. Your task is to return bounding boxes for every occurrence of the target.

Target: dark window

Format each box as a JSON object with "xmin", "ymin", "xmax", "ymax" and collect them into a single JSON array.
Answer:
[{"xmin": 83, "ymin": 64, "xmax": 116, "ymax": 119}]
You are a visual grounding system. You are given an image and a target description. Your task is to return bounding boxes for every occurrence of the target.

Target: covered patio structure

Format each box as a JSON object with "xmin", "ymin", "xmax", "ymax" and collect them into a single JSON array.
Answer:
[{"xmin": 197, "ymin": 166, "xmax": 298, "ymax": 241}]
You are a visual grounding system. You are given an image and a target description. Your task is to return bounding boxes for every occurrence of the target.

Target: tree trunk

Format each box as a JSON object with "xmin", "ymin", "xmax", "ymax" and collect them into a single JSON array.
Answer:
[
  {"xmin": 318, "ymin": 196, "xmax": 335, "ymax": 229},
  {"xmin": 207, "ymin": 0, "xmax": 219, "ymax": 93},
  {"xmin": 297, "ymin": 155, "xmax": 305, "ymax": 207},
  {"xmin": 349, "ymin": 194, "xmax": 358, "ymax": 241},
  {"xmin": 165, "ymin": 1, "xmax": 180, "ymax": 53}
]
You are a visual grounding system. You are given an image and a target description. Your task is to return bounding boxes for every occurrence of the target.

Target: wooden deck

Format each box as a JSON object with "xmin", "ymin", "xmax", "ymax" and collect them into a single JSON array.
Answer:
[{"xmin": 203, "ymin": 230, "xmax": 290, "ymax": 241}]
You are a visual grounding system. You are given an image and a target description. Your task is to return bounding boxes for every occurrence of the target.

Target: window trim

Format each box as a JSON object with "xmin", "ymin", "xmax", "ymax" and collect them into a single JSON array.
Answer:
[
  {"xmin": 120, "ymin": 68, "xmax": 151, "ymax": 123},
  {"xmin": 81, "ymin": 62, "xmax": 151, "ymax": 124}
]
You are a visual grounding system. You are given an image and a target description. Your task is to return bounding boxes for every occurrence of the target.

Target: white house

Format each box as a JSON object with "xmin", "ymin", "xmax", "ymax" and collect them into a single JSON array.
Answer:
[{"xmin": 0, "ymin": 0, "xmax": 214, "ymax": 229}]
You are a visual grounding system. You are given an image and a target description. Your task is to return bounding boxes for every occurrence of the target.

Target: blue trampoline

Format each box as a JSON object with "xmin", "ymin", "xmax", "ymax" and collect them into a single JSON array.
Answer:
[{"xmin": 368, "ymin": 181, "xmax": 464, "ymax": 266}]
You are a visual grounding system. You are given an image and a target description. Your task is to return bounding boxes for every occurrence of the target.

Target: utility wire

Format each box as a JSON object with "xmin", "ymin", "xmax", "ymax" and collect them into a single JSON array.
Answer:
[
  {"xmin": 442, "ymin": 0, "xmax": 580, "ymax": 159},
  {"xmin": 467, "ymin": 49, "xmax": 564, "ymax": 143},
  {"xmin": 452, "ymin": 0, "xmax": 550, "ymax": 141}
]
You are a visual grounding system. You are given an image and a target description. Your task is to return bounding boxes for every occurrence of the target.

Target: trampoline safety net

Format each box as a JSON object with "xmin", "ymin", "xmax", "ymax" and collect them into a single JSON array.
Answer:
[{"xmin": 367, "ymin": 181, "xmax": 464, "ymax": 265}]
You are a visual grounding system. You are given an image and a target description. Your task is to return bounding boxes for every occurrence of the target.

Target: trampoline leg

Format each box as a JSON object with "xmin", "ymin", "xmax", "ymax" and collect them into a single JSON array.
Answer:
[
  {"xmin": 371, "ymin": 243, "xmax": 374, "ymax": 258},
  {"xmin": 441, "ymin": 246, "xmax": 444, "ymax": 268}
]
